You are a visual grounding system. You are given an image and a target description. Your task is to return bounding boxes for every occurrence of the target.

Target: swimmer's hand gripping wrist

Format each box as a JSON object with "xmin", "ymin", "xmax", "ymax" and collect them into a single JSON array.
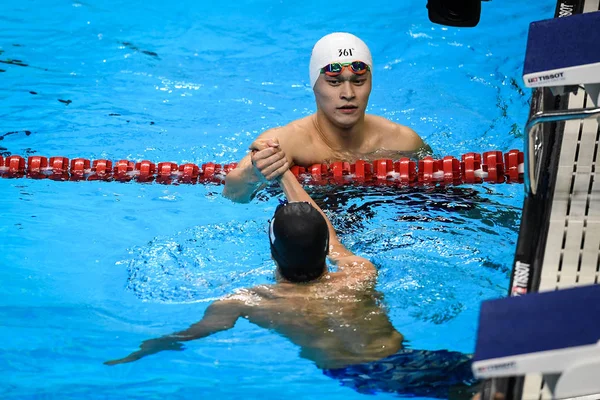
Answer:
[{"xmin": 249, "ymin": 138, "xmax": 289, "ymax": 182}]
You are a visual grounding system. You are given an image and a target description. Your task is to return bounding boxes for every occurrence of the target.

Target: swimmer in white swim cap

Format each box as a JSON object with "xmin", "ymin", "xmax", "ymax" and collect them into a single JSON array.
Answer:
[
  {"xmin": 308, "ymin": 32, "xmax": 373, "ymax": 89},
  {"xmin": 224, "ymin": 32, "xmax": 430, "ymax": 203}
]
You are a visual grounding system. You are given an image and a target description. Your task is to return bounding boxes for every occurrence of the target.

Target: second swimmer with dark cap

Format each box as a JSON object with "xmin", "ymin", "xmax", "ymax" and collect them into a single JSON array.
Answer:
[
  {"xmin": 106, "ymin": 170, "xmax": 476, "ymax": 398},
  {"xmin": 269, "ymin": 200, "xmax": 330, "ymax": 283}
]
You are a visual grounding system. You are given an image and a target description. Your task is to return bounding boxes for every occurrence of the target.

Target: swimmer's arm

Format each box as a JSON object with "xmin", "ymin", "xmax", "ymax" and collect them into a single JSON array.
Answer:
[
  {"xmin": 104, "ymin": 300, "xmax": 242, "ymax": 365},
  {"xmin": 223, "ymin": 130, "xmax": 290, "ymax": 203},
  {"xmin": 279, "ymin": 170, "xmax": 376, "ymax": 279},
  {"xmin": 279, "ymin": 170, "xmax": 362, "ymax": 262},
  {"xmin": 223, "ymin": 153, "xmax": 267, "ymax": 203}
]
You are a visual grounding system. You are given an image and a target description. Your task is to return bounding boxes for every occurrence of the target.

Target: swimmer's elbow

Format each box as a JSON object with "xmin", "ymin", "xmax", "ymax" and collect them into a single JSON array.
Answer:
[
  {"xmin": 223, "ymin": 175, "xmax": 253, "ymax": 203},
  {"xmin": 223, "ymin": 191, "xmax": 252, "ymax": 204},
  {"xmin": 222, "ymin": 186, "xmax": 251, "ymax": 204},
  {"xmin": 222, "ymin": 163, "xmax": 264, "ymax": 203}
]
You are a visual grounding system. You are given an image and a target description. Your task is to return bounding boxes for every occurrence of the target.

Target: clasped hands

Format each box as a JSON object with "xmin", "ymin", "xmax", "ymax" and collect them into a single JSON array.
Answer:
[{"xmin": 249, "ymin": 138, "xmax": 290, "ymax": 182}]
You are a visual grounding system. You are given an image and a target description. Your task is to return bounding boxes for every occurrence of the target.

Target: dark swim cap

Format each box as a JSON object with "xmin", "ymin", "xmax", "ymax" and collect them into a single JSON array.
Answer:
[{"xmin": 269, "ymin": 201, "xmax": 329, "ymax": 282}]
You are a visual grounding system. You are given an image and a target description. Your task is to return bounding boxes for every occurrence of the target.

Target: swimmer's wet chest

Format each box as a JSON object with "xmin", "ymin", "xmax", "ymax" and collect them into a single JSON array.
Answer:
[
  {"xmin": 292, "ymin": 134, "xmax": 409, "ymax": 166},
  {"xmin": 289, "ymin": 123, "xmax": 386, "ymax": 165},
  {"xmin": 294, "ymin": 148, "xmax": 386, "ymax": 166}
]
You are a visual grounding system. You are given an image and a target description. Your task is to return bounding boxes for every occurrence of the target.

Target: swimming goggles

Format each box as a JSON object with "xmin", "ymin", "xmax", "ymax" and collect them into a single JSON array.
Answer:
[{"xmin": 320, "ymin": 61, "xmax": 370, "ymax": 77}]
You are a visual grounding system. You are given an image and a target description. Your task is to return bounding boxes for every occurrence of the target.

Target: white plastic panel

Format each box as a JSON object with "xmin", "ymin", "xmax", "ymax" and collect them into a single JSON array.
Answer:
[
  {"xmin": 583, "ymin": 0, "xmax": 600, "ymax": 12},
  {"xmin": 522, "ymin": 374, "xmax": 543, "ymax": 400}
]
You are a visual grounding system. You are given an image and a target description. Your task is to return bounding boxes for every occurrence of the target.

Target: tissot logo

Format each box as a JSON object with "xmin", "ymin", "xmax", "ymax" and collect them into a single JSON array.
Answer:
[
  {"xmin": 558, "ymin": 3, "xmax": 574, "ymax": 17},
  {"xmin": 477, "ymin": 361, "xmax": 516, "ymax": 373},
  {"xmin": 527, "ymin": 72, "xmax": 564, "ymax": 84},
  {"xmin": 511, "ymin": 261, "xmax": 530, "ymax": 296}
]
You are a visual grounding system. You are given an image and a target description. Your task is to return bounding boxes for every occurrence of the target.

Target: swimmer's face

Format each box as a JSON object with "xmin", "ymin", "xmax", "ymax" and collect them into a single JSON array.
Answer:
[{"xmin": 313, "ymin": 68, "xmax": 372, "ymax": 129}]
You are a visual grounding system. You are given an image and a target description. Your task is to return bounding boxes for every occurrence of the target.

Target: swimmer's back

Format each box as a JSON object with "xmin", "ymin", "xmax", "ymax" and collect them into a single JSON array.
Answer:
[{"xmin": 230, "ymin": 272, "xmax": 403, "ymax": 369}]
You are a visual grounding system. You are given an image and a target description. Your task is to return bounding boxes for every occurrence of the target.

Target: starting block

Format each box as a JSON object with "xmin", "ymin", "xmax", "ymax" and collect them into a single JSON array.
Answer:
[
  {"xmin": 472, "ymin": 284, "xmax": 600, "ymax": 399},
  {"xmin": 522, "ymin": 10, "xmax": 600, "ymax": 106}
]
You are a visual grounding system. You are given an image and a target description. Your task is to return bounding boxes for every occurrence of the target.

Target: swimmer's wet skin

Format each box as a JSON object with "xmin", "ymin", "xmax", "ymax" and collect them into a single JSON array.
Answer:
[
  {"xmin": 223, "ymin": 32, "xmax": 431, "ymax": 203},
  {"xmin": 107, "ymin": 170, "xmax": 476, "ymax": 398}
]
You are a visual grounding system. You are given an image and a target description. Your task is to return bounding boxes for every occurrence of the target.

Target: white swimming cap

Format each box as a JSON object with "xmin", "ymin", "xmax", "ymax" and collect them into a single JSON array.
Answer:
[{"xmin": 309, "ymin": 32, "xmax": 373, "ymax": 88}]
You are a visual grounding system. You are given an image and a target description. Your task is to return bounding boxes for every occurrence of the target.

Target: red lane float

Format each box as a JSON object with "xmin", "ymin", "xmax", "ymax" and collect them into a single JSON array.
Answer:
[{"xmin": 0, "ymin": 150, "xmax": 524, "ymax": 186}]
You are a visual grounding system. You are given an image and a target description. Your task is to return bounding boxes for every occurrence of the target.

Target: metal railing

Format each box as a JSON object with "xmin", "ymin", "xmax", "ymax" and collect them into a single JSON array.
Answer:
[{"xmin": 525, "ymin": 98, "xmax": 600, "ymax": 196}]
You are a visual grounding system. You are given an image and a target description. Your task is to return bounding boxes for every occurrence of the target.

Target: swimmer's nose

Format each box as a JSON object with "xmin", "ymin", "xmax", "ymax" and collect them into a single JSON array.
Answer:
[{"xmin": 339, "ymin": 81, "xmax": 355, "ymax": 101}]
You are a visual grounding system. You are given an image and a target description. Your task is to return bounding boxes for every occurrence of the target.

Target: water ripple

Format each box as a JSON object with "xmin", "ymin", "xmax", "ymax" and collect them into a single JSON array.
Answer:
[{"xmin": 124, "ymin": 219, "xmax": 272, "ymax": 303}]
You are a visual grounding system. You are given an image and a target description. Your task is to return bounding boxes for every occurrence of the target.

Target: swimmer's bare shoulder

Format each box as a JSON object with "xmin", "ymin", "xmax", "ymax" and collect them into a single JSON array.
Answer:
[
  {"xmin": 365, "ymin": 114, "xmax": 425, "ymax": 153},
  {"xmin": 329, "ymin": 252, "xmax": 378, "ymax": 288}
]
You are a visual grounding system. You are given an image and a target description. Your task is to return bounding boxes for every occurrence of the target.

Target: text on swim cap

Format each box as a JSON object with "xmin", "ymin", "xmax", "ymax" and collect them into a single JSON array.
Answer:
[{"xmin": 338, "ymin": 48, "xmax": 354, "ymax": 57}]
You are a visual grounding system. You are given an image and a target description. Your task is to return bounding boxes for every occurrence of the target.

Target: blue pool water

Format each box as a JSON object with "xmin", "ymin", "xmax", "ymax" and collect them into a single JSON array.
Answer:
[{"xmin": 1, "ymin": 0, "xmax": 556, "ymax": 398}]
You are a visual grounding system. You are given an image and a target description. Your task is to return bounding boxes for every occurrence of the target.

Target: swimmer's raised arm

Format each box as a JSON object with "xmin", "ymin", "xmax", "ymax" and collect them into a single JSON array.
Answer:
[
  {"xmin": 223, "ymin": 131, "xmax": 290, "ymax": 203},
  {"xmin": 278, "ymin": 171, "xmax": 376, "ymax": 279},
  {"xmin": 278, "ymin": 170, "xmax": 347, "ymax": 255},
  {"xmin": 104, "ymin": 299, "xmax": 242, "ymax": 365}
]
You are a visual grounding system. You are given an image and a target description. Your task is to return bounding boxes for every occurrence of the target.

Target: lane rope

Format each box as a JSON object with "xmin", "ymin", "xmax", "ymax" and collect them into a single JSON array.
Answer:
[{"xmin": 0, "ymin": 150, "xmax": 524, "ymax": 186}]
